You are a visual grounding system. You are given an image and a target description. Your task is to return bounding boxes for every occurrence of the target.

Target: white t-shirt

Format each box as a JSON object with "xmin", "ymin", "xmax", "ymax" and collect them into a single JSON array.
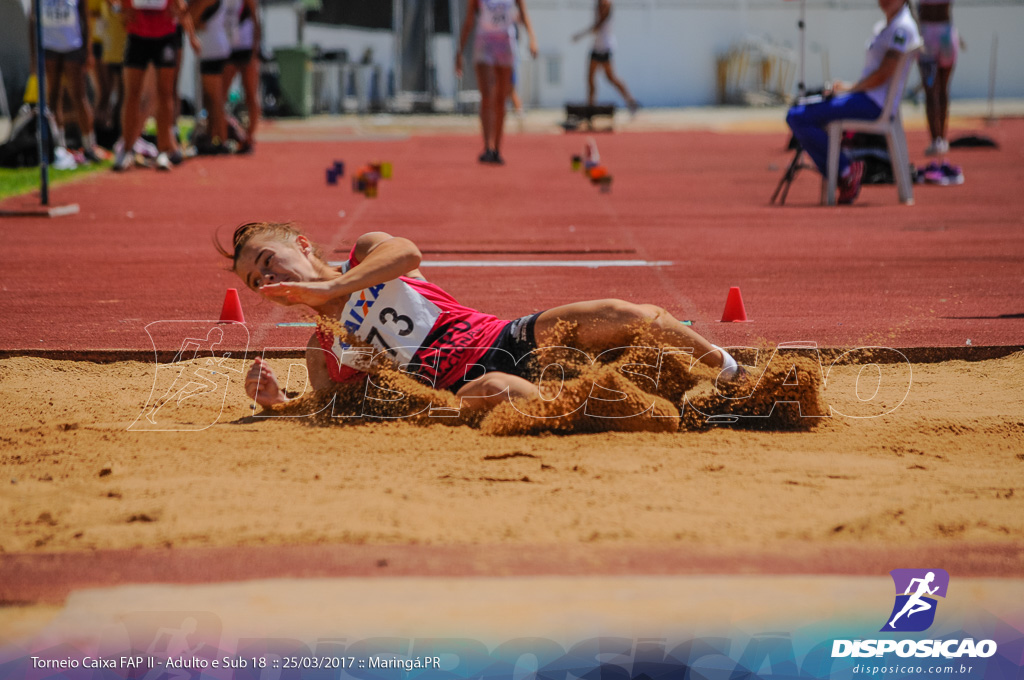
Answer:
[
  {"xmin": 861, "ymin": 4, "xmax": 921, "ymax": 109},
  {"xmin": 477, "ymin": 0, "xmax": 518, "ymax": 38},
  {"xmin": 593, "ymin": 3, "xmax": 615, "ymax": 53},
  {"xmin": 41, "ymin": 0, "xmax": 84, "ymax": 52},
  {"xmin": 197, "ymin": 0, "xmax": 231, "ymax": 62}
]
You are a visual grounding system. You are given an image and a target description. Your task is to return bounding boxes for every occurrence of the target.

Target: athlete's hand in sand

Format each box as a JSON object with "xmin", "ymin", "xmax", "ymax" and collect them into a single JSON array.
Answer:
[
  {"xmin": 245, "ymin": 358, "xmax": 288, "ymax": 407},
  {"xmin": 260, "ymin": 280, "xmax": 342, "ymax": 307}
]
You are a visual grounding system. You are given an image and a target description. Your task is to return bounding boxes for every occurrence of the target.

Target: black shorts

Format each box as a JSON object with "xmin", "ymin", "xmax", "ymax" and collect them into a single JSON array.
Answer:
[
  {"xmin": 590, "ymin": 50, "xmax": 612, "ymax": 63},
  {"xmin": 449, "ymin": 312, "xmax": 543, "ymax": 393},
  {"xmin": 45, "ymin": 46, "xmax": 88, "ymax": 65},
  {"xmin": 229, "ymin": 47, "xmax": 254, "ymax": 67},
  {"xmin": 124, "ymin": 33, "xmax": 179, "ymax": 70},
  {"xmin": 200, "ymin": 58, "xmax": 228, "ymax": 75},
  {"xmin": 92, "ymin": 41, "xmax": 103, "ymax": 60}
]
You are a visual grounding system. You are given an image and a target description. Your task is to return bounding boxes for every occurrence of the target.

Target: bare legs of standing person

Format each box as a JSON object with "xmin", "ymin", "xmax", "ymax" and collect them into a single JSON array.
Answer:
[
  {"xmin": 475, "ymin": 62, "xmax": 512, "ymax": 164},
  {"xmin": 924, "ymin": 65, "xmax": 954, "ymax": 153}
]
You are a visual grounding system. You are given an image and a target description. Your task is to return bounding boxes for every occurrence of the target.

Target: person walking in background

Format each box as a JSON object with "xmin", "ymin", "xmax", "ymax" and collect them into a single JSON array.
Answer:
[
  {"xmin": 456, "ymin": 0, "xmax": 538, "ymax": 165},
  {"xmin": 918, "ymin": 0, "xmax": 959, "ymax": 157},
  {"xmin": 572, "ymin": 0, "xmax": 638, "ymax": 114},
  {"xmin": 28, "ymin": 0, "xmax": 99, "ymax": 168}
]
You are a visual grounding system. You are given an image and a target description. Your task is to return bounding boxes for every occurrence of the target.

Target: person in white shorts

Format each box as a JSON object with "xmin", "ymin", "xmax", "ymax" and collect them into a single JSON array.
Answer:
[
  {"xmin": 222, "ymin": 0, "xmax": 261, "ymax": 152},
  {"xmin": 189, "ymin": 0, "xmax": 232, "ymax": 152},
  {"xmin": 918, "ymin": 0, "xmax": 959, "ymax": 156},
  {"xmin": 456, "ymin": 0, "xmax": 538, "ymax": 165}
]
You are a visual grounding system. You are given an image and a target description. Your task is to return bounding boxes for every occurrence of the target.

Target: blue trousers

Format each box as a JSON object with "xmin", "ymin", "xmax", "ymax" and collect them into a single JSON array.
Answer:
[{"xmin": 786, "ymin": 93, "xmax": 882, "ymax": 177}]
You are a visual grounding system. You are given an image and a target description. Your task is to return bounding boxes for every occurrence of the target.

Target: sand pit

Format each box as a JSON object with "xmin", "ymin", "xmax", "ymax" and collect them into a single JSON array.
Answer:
[{"xmin": 1, "ymin": 350, "xmax": 1021, "ymax": 555}]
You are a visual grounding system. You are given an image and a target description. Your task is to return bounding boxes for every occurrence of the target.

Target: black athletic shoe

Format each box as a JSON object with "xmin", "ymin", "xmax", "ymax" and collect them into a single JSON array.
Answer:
[
  {"xmin": 490, "ymin": 150, "xmax": 505, "ymax": 165},
  {"xmin": 478, "ymin": 149, "xmax": 493, "ymax": 163}
]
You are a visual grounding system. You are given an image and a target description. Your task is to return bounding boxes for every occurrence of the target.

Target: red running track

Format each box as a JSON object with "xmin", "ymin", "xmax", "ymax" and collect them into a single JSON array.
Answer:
[{"xmin": 1, "ymin": 121, "xmax": 1022, "ymax": 353}]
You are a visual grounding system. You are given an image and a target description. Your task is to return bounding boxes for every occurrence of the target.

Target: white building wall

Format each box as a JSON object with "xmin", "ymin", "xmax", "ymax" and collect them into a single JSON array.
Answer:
[{"xmin": 264, "ymin": 0, "xmax": 1023, "ymax": 108}]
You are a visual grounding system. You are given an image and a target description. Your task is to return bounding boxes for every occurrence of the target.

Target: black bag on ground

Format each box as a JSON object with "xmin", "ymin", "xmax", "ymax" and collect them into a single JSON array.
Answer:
[
  {"xmin": 846, "ymin": 132, "xmax": 896, "ymax": 185},
  {"xmin": 0, "ymin": 104, "xmax": 55, "ymax": 168}
]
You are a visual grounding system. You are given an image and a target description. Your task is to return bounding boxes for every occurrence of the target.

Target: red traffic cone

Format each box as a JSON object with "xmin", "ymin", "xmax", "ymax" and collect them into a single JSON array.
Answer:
[
  {"xmin": 219, "ymin": 288, "xmax": 245, "ymax": 324},
  {"xmin": 720, "ymin": 286, "xmax": 750, "ymax": 322}
]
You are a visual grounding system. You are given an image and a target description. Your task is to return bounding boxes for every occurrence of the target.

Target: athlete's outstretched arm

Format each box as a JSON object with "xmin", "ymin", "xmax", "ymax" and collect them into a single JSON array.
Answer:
[
  {"xmin": 572, "ymin": 0, "xmax": 610, "ymax": 41},
  {"xmin": 260, "ymin": 232, "xmax": 422, "ymax": 307}
]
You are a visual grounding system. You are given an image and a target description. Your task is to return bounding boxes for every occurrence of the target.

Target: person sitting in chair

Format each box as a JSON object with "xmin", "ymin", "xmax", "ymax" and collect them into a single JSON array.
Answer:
[{"xmin": 785, "ymin": 0, "xmax": 920, "ymax": 205}]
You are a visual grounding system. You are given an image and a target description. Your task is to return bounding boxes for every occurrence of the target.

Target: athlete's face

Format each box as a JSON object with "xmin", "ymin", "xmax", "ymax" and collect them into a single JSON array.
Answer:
[{"xmin": 236, "ymin": 235, "xmax": 321, "ymax": 297}]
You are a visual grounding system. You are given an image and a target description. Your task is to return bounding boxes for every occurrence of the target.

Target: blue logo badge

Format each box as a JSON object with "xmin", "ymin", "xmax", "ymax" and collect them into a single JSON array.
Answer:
[{"xmin": 881, "ymin": 569, "xmax": 950, "ymax": 632}]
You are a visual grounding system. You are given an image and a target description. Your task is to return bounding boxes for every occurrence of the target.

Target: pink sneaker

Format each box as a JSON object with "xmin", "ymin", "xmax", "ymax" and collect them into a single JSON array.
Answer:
[
  {"xmin": 923, "ymin": 162, "xmax": 945, "ymax": 184},
  {"xmin": 837, "ymin": 160, "xmax": 864, "ymax": 204}
]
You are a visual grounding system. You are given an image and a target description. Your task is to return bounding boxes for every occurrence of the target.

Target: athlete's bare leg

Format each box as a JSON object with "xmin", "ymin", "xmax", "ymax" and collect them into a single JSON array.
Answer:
[
  {"xmin": 475, "ymin": 62, "xmax": 496, "ymax": 151},
  {"xmin": 155, "ymin": 66, "xmax": 177, "ymax": 153},
  {"xmin": 600, "ymin": 61, "xmax": 636, "ymax": 108},
  {"xmin": 532, "ymin": 299, "xmax": 728, "ymax": 370},
  {"xmin": 65, "ymin": 60, "xmax": 94, "ymax": 142},
  {"xmin": 492, "ymin": 64, "xmax": 512, "ymax": 153},
  {"xmin": 456, "ymin": 371, "xmax": 539, "ymax": 411},
  {"xmin": 586, "ymin": 58, "xmax": 599, "ymax": 106}
]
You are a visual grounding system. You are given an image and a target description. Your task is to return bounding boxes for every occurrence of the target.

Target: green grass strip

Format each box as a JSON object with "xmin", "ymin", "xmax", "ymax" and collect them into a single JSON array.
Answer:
[{"xmin": 0, "ymin": 160, "xmax": 113, "ymax": 201}]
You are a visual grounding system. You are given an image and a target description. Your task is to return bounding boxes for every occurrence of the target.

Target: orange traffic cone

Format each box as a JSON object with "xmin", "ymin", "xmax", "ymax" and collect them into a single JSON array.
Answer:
[
  {"xmin": 720, "ymin": 286, "xmax": 750, "ymax": 322},
  {"xmin": 219, "ymin": 288, "xmax": 245, "ymax": 324}
]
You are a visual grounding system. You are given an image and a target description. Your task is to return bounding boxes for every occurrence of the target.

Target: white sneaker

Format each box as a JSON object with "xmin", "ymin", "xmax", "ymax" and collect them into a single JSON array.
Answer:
[
  {"xmin": 924, "ymin": 137, "xmax": 950, "ymax": 156},
  {"xmin": 155, "ymin": 152, "xmax": 172, "ymax": 171},
  {"xmin": 52, "ymin": 146, "xmax": 78, "ymax": 170},
  {"xmin": 133, "ymin": 138, "xmax": 159, "ymax": 159},
  {"xmin": 113, "ymin": 149, "xmax": 133, "ymax": 172}
]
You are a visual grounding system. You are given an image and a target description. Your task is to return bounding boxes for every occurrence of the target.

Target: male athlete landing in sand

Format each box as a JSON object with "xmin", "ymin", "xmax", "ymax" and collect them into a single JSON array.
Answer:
[
  {"xmin": 217, "ymin": 224, "xmax": 744, "ymax": 412},
  {"xmin": 890, "ymin": 571, "xmax": 939, "ymax": 628}
]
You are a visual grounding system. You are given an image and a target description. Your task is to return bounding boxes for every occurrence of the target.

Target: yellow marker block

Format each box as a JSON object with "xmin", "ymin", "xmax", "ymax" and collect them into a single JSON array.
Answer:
[{"xmin": 23, "ymin": 74, "xmax": 39, "ymax": 105}]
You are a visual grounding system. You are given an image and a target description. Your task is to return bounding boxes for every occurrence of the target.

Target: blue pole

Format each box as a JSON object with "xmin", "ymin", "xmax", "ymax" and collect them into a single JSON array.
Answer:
[{"xmin": 33, "ymin": 0, "xmax": 50, "ymax": 206}]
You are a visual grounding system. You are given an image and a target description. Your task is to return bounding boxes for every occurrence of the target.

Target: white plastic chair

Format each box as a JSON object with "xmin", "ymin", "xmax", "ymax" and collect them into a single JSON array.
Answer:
[{"xmin": 822, "ymin": 46, "xmax": 921, "ymax": 206}]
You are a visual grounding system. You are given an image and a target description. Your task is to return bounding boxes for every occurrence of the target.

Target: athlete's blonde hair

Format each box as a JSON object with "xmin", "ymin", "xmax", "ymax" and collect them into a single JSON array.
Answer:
[{"xmin": 214, "ymin": 222, "xmax": 325, "ymax": 270}]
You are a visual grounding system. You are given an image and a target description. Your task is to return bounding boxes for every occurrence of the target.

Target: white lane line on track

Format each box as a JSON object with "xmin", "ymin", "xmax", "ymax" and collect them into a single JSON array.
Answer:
[{"xmin": 328, "ymin": 260, "xmax": 674, "ymax": 268}]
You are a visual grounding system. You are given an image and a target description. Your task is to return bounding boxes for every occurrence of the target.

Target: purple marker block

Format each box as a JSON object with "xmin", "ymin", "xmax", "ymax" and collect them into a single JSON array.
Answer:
[
  {"xmin": 333, "ymin": 161, "xmax": 345, "ymax": 177},
  {"xmin": 326, "ymin": 168, "xmax": 338, "ymax": 185}
]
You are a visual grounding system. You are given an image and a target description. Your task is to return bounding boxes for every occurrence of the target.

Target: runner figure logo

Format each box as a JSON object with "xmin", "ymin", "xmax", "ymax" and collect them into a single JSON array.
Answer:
[{"xmin": 881, "ymin": 568, "xmax": 950, "ymax": 632}]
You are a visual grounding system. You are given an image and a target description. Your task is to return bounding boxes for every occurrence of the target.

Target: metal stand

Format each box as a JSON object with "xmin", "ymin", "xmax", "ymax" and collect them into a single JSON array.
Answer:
[
  {"xmin": 34, "ymin": 0, "xmax": 49, "ymax": 206},
  {"xmin": 770, "ymin": 142, "xmax": 810, "ymax": 206},
  {"xmin": 796, "ymin": 0, "xmax": 806, "ymax": 98},
  {"xmin": 771, "ymin": 0, "xmax": 808, "ymax": 206}
]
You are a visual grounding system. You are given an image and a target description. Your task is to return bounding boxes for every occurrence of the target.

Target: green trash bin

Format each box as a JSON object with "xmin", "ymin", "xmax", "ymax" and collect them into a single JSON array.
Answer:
[{"xmin": 274, "ymin": 47, "xmax": 314, "ymax": 117}]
